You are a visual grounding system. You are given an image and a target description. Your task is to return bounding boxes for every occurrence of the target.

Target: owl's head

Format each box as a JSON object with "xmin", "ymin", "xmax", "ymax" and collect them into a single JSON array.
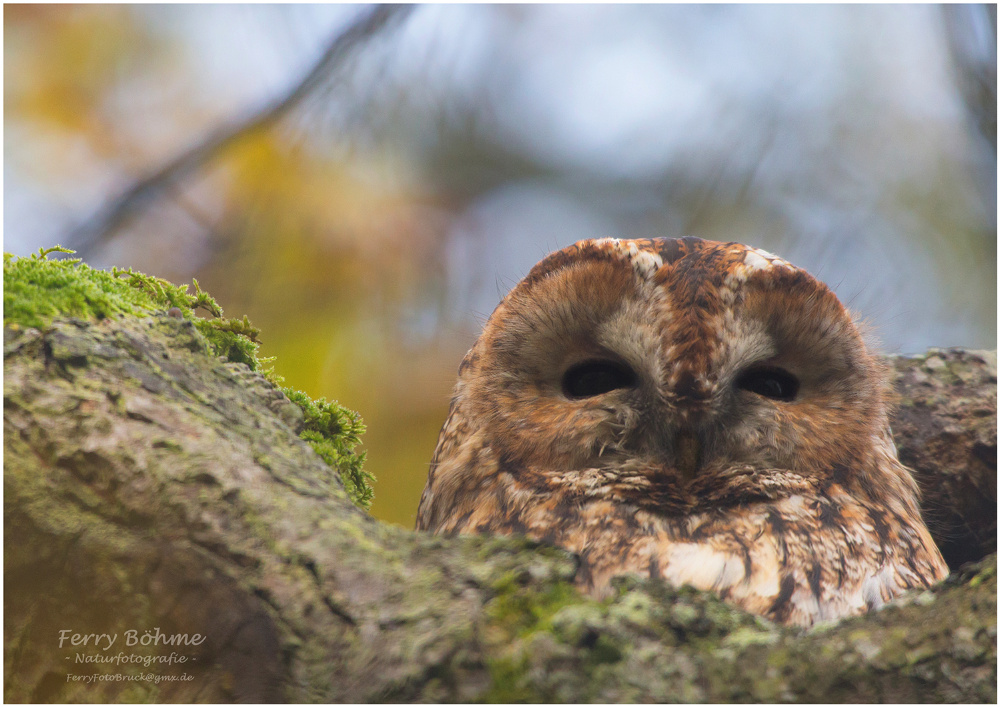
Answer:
[{"xmin": 419, "ymin": 238, "xmax": 915, "ymax": 529}]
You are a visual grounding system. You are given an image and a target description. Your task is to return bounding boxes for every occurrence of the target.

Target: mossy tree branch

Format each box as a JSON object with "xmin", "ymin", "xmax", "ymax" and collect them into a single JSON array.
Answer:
[{"xmin": 4, "ymin": 311, "xmax": 996, "ymax": 701}]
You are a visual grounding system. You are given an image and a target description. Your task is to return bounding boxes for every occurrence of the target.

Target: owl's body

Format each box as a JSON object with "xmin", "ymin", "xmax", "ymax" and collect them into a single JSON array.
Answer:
[{"xmin": 416, "ymin": 237, "xmax": 948, "ymax": 627}]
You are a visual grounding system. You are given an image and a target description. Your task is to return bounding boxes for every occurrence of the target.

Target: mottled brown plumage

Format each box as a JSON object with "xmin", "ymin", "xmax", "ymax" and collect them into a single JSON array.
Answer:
[{"xmin": 416, "ymin": 237, "xmax": 948, "ymax": 627}]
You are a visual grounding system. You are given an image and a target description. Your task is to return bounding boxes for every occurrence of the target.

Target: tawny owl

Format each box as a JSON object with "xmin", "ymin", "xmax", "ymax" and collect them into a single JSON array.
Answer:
[{"xmin": 416, "ymin": 237, "xmax": 948, "ymax": 627}]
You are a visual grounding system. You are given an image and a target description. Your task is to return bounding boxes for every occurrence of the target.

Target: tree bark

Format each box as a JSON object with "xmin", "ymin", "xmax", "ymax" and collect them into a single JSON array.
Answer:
[
  {"xmin": 889, "ymin": 349, "xmax": 997, "ymax": 568},
  {"xmin": 4, "ymin": 316, "xmax": 996, "ymax": 703}
]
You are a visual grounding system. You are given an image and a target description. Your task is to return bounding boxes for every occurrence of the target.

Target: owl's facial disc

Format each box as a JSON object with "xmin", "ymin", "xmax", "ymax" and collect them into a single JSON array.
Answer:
[{"xmin": 461, "ymin": 237, "xmax": 883, "ymax": 485}]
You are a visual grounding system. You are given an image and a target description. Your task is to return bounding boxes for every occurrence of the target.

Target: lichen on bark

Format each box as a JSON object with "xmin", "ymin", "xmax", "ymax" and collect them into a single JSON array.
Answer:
[{"xmin": 3, "ymin": 252, "xmax": 996, "ymax": 703}]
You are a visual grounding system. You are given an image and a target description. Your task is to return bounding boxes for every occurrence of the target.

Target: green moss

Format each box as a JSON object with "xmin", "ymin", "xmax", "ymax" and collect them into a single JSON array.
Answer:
[
  {"xmin": 4, "ymin": 246, "xmax": 160, "ymax": 327},
  {"xmin": 283, "ymin": 388, "xmax": 373, "ymax": 509},
  {"xmin": 4, "ymin": 246, "xmax": 373, "ymax": 509},
  {"xmin": 487, "ymin": 572, "xmax": 582, "ymax": 637},
  {"xmin": 721, "ymin": 626, "xmax": 778, "ymax": 650},
  {"xmin": 482, "ymin": 652, "xmax": 536, "ymax": 703},
  {"xmin": 481, "ymin": 574, "xmax": 588, "ymax": 701}
]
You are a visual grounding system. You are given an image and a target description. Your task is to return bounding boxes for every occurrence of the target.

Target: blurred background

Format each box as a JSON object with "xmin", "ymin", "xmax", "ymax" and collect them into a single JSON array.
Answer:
[{"xmin": 5, "ymin": 4, "xmax": 996, "ymax": 528}]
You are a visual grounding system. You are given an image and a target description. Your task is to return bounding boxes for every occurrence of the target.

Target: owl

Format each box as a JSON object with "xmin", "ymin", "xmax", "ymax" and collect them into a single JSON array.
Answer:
[{"xmin": 416, "ymin": 237, "xmax": 948, "ymax": 627}]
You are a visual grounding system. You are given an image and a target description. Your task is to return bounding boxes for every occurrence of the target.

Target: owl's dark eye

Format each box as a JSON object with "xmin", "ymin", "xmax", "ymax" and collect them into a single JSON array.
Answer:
[
  {"xmin": 562, "ymin": 360, "xmax": 637, "ymax": 399},
  {"xmin": 736, "ymin": 367, "xmax": 799, "ymax": 401}
]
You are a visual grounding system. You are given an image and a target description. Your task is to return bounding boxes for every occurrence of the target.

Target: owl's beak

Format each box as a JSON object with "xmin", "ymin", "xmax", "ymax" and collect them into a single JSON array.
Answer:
[{"xmin": 674, "ymin": 430, "xmax": 702, "ymax": 482}]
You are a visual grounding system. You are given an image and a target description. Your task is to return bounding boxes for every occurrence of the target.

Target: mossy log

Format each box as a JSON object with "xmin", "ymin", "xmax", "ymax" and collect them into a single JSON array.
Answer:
[{"xmin": 3, "ymin": 315, "xmax": 996, "ymax": 703}]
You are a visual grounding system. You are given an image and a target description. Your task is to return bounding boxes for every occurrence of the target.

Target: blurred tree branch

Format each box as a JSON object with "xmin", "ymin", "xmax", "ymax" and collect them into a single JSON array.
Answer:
[
  {"xmin": 68, "ymin": 4, "xmax": 414, "ymax": 258},
  {"xmin": 942, "ymin": 4, "xmax": 997, "ymax": 152}
]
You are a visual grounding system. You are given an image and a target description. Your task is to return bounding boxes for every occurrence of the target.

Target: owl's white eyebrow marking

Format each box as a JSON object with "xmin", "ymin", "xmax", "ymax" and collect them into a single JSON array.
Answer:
[
  {"xmin": 743, "ymin": 246, "xmax": 794, "ymax": 273},
  {"xmin": 743, "ymin": 250, "xmax": 773, "ymax": 272},
  {"xmin": 593, "ymin": 238, "xmax": 664, "ymax": 280}
]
